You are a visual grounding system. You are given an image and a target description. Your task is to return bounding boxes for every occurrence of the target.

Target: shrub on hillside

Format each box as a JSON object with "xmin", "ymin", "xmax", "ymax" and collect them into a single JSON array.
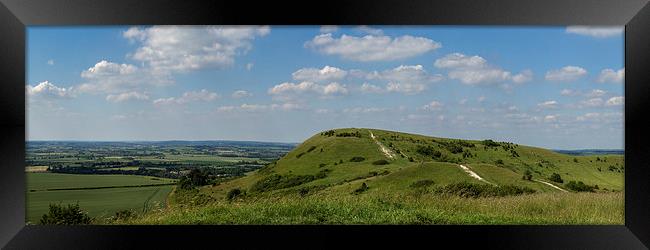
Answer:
[
  {"xmin": 522, "ymin": 169, "xmax": 533, "ymax": 181},
  {"xmin": 495, "ymin": 159, "xmax": 504, "ymax": 165},
  {"xmin": 455, "ymin": 140, "xmax": 475, "ymax": 148},
  {"xmin": 446, "ymin": 144, "xmax": 464, "ymax": 154},
  {"xmin": 417, "ymin": 145, "xmax": 444, "ymax": 159},
  {"xmin": 482, "ymin": 139, "xmax": 500, "ymax": 147},
  {"xmin": 565, "ymin": 181, "xmax": 595, "ymax": 192},
  {"xmin": 306, "ymin": 146, "xmax": 317, "ymax": 152},
  {"xmin": 350, "ymin": 156, "xmax": 366, "ymax": 162},
  {"xmin": 372, "ymin": 159, "xmax": 390, "ymax": 165},
  {"xmin": 315, "ymin": 169, "xmax": 331, "ymax": 179},
  {"xmin": 352, "ymin": 182, "xmax": 369, "ymax": 195},
  {"xmin": 113, "ymin": 209, "xmax": 134, "ymax": 221},
  {"xmin": 298, "ymin": 187, "xmax": 310, "ymax": 197},
  {"xmin": 251, "ymin": 170, "xmax": 330, "ymax": 193},
  {"xmin": 336, "ymin": 131, "xmax": 361, "ymax": 138},
  {"xmin": 40, "ymin": 203, "xmax": 92, "ymax": 225},
  {"xmin": 549, "ymin": 173, "xmax": 563, "ymax": 183},
  {"xmin": 409, "ymin": 179, "xmax": 435, "ymax": 188},
  {"xmin": 251, "ymin": 174, "xmax": 313, "ymax": 192},
  {"xmin": 433, "ymin": 182, "xmax": 535, "ymax": 198},
  {"xmin": 510, "ymin": 150, "xmax": 520, "ymax": 157},
  {"xmin": 227, "ymin": 188, "xmax": 243, "ymax": 201},
  {"xmin": 321, "ymin": 130, "xmax": 335, "ymax": 136}
]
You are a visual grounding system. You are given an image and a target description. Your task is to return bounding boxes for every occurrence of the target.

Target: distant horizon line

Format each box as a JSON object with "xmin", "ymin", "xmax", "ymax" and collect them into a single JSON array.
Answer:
[
  {"xmin": 26, "ymin": 139, "xmax": 301, "ymax": 144},
  {"xmin": 26, "ymin": 139, "xmax": 623, "ymax": 151}
]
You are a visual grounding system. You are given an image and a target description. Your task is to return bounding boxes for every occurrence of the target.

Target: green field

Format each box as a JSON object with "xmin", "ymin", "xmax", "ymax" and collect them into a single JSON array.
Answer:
[
  {"xmin": 27, "ymin": 173, "xmax": 176, "ymax": 191},
  {"xmin": 115, "ymin": 128, "xmax": 624, "ymax": 225},
  {"xmin": 26, "ymin": 173, "xmax": 175, "ymax": 223}
]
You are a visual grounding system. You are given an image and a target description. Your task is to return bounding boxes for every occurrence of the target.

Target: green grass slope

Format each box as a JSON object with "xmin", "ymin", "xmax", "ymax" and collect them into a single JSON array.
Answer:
[{"xmin": 205, "ymin": 128, "xmax": 623, "ymax": 199}]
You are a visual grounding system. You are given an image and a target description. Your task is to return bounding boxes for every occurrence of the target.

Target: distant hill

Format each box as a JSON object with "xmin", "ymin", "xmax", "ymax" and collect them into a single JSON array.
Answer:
[
  {"xmin": 27, "ymin": 140, "xmax": 298, "ymax": 148},
  {"xmin": 553, "ymin": 149, "xmax": 624, "ymax": 156}
]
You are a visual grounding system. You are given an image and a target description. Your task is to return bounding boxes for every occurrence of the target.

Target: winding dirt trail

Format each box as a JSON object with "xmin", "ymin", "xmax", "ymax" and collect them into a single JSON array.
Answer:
[
  {"xmin": 369, "ymin": 131, "xmax": 395, "ymax": 159},
  {"xmin": 458, "ymin": 164, "xmax": 496, "ymax": 186},
  {"xmin": 534, "ymin": 180, "xmax": 569, "ymax": 192}
]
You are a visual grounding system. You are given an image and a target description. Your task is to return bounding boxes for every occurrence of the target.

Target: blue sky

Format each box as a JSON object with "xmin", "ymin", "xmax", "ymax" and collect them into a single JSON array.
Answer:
[{"xmin": 26, "ymin": 26, "xmax": 624, "ymax": 149}]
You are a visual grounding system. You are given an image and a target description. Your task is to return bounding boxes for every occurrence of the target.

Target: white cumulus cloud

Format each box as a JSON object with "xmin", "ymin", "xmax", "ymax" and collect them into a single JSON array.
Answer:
[
  {"xmin": 26, "ymin": 81, "xmax": 75, "ymax": 99},
  {"xmin": 597, "ymin": 68, "xmax": 624, "ymax": 83},
  {"xmin": 292, "ymin": 65, "xmax": 348, "ymax": 82},
  {"xmin": 386, "ymin": 82, "xmax": 427, "ymax": 95},
  {"xmin": 537, "ymin": 100, "xmax": 558, "ymax": 109},
  {"xmin": 153, "ymin": 89, "xmax": 218, "ymax": 107},
  {"xmin": 544, "ymin": 115, "xmax": 558, "ymax": 123},
  {"xmin": 124, "ymin": 25, "xmax": 270, "ymax": 73},
  {"xmin": 356, "ymin": 65, "xmax": 443, "ymax": 95},
  {"xmin": 105, "ymin": 91, "xmax": 149, "ymax": 103},
  {"xmin": 580, "ymin": 98, "xmax": 604, "ymax": 108},
  {"xmin": 421, "ymin": 100, "xmax": 444, "ymax": 111},
  {"xmin": 305, "ymin": 32, "xmax": 441, "ymax": 62},
  {"xmin": 545, "ymin": 66, "xmax": 587, "ymax": 82},
  {"xmin": 585, "ymin": 89, "xmax": 606, "ymax": 98},
  {"xmin": 359, "ymin": 83, "xmax": 385, "ymax": 94},
  {"xmin": 560, "ymin": 89, "xmax": 577, "ymax": 96},
  {"xmin": 231, "ymin": 90, "xmax": 252, "ymax": 99},
  {"xmin": 268, "ymin": 81, "xmax": 348, "ymax": 100},
  {"xmin": 605, "ymin": 96, "xmax": 624, "ymax": 106},
  {"xmin": 77, "ymin": 60, "xmax": 172, "ymax": 94},
  {"xmin": 434, "ymin": 53, "xmax": 532, "ymax": 85}
]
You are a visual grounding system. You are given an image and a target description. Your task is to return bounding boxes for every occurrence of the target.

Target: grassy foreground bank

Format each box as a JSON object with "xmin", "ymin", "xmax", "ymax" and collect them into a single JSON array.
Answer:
[{"xmin": 114, "ymin": 191, "xmax": 623, "ymax": 225}]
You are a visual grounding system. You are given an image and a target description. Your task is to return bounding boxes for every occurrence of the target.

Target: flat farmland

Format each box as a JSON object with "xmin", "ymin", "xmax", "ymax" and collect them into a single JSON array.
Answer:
[
  {"xmin": 27, "ymin": 173, "xmax": 176, "ymax": 191},
  {"xmin": 26, "ymin": 173, "xmax": 176, "ymax": 223},
  {"xmin": 137, "ymin": 154, "xmax": 262, "ymax": 163},
  {"xmin": 27, "ymin": 185, "xmax": 173, "ymax": 223}
]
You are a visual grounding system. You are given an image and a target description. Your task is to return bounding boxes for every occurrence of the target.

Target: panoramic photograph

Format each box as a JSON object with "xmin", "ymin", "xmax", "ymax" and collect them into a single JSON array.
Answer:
[{"xmin": 26, "ymin": 25, "xmax": 624, "ymax": 225}]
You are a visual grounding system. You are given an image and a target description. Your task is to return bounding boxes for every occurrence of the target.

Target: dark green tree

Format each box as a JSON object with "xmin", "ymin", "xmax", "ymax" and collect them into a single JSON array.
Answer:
[
  {"xmin": 40, "ymin": 203, "xmax": 92, "ymax": 225},
  {"xmin": 522, "ymin": 170, "xmax": 533, "ymax": 181},
  {"xmin": 549, "ymin": 173, "xmax": 563, "ymax": 183}
]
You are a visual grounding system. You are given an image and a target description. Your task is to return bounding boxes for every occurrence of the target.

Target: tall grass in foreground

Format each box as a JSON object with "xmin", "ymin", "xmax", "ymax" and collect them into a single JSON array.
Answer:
[{"xmin": 115, "ymin": 192, "xmax": 623, "ymax": 225}]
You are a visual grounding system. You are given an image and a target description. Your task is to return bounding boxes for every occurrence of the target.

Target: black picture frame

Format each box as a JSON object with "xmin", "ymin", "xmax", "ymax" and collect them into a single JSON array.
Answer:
[{"xmin": 1, "ymin": 0, "xmax": 649, "ymax": 249}]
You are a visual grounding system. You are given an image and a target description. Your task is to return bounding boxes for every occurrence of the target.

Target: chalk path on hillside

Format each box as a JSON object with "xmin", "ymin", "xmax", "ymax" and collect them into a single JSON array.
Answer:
[
  {"xmin": 369, "ymin": 131, "xmax": 395, "ymax": 159},
  {"xmin": 534, "ymin": 180, "xmax": 569, "ymax": 192},
  {"xmin": 458, "ymin": 164, "xmax": 496, "ymax": 186}
]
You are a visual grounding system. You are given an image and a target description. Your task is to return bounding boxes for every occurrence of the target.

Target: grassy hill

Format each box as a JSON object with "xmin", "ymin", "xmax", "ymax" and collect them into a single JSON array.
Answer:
[
  {"xmin": 205, "ymin": 128, "xmax": 623, "ymax": 196},
  {"xmin": 118, "ymin": 128, "xmax": 624, "ymax": 225}
]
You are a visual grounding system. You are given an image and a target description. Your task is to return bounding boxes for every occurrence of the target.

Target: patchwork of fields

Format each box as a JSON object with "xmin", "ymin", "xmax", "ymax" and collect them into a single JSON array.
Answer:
[
  {"xmin": 25, "ymin": 140, "xmax": 295, "ymax": 224},
  {"xmin": 26, "ymin": 173, "xmax": 176, "ymax": 223}
]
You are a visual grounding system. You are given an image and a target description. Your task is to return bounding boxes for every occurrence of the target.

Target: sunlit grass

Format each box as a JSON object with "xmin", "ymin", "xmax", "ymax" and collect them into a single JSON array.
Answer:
[{"xmin": 117, "ymin": 191, "xmax": 623, "ymax": 225}]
